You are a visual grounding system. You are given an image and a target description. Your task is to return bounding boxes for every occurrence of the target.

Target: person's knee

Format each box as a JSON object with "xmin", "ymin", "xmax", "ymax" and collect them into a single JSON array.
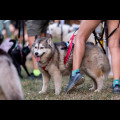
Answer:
[
  {"xmin": 108, "ymin": 34, "xmax": 120, "ymax": 49},
  {"xmin": 28, "ymin": 36, "xmax": 35, "ymax": 48},
  {"xmin": 75, "ymin": 35, "xmax": 86, "ymax": 47},
  {"xmin": 107, "ymin": 20, "xmax": 120, "ymax": 48},
  {"xmin": 109, "ymin": 42, "xmax": 119, "ymax": 49}
]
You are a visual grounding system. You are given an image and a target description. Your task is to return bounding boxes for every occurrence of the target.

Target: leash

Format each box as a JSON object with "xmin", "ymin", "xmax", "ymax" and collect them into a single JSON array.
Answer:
[
  {"xmin": 64, "ymin": 20, "xmax": 120, "ymax": 64},
  {"xmin": 64, "ymin": 30, "xmax": 77, "ymax": 64},
  {"xmin": 93, "ymin": 27, "xmax": 106, "ymax": 54},
  {"xmin": 93, "ymin": 20, "xmax": 120, "ymax": 54},
  {"xmin": 18, "ymin": 20, "xmax": 25, "ymax": 47},
  {"xmin": 106, "ymin": 20, "xmax": 120, "ymax": 40}
]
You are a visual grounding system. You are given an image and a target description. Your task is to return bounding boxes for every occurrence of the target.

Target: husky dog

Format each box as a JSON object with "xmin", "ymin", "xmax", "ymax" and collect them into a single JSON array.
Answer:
[
  {"xmin": 32, "ymin": 37, "xmax": 110, "ymax": 95},
  {"xmin": 0, "ymin": 49, "xmax": 24, "ymax": 100}
]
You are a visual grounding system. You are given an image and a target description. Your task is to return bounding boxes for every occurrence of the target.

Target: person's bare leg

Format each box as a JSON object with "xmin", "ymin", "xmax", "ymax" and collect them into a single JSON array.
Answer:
[
  {"xmin": 73, "ymin": 20, "xmax": 101, "ymax": 71},
  {"xmin": 41, "ymin": 33, "xmax": 45, "ymax": 37},
  {"xmin": 118, "ymin": 25, "xmax": 120, "ymax": 79},
  {"xmin": 107, "ymin": 20, "xmax": 120, "ymax": 80},
  {"xmin": 28, "ymin": 36, "xmax": 38, "ymax": 70},
  {"xmin": 107, "ymin": 20, "xmax": 120, "ymax": 93},
  {"xmin": 66, "ymin": 20, "xmax": 101, "ymax": 92}
]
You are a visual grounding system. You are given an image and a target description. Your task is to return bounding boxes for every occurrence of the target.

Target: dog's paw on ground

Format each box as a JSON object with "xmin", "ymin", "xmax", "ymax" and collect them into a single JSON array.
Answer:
[
  {"xmin": 39, "ymin": 91, "xmax": 47, "ymax": 95},
  {"xmin": 94, "ymin": 89, "xmax": 101, "ymax": 93},
  {"xmin": 89, "ymin": 87, "xmax": 95, "ymax": 91}
]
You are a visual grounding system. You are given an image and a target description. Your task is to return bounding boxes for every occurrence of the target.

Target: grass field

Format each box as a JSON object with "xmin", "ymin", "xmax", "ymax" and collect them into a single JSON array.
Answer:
[
  {"xmin": 20, "ymin": 38, "xmax": 120, "ymax": 100},
  {"xmin": 20, "ymin": 58, "xmax": 120, "ymax": 100}
]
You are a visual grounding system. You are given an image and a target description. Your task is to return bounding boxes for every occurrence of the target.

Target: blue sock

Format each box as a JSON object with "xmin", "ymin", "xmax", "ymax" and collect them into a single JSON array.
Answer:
[
  {"xmin": 113, "ymin": 79, "xmax": 120, "ymax": 87},
  {"xmin": 72, "ymin": 69, "xmax": 80, "ymax": 76}
]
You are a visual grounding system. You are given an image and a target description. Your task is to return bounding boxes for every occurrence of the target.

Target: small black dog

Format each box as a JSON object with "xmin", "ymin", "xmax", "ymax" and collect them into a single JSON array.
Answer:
[
  {"xmin": 8, "ymin": 40, "xmax": 30, "ymax": 78},
  {"xmin": 0, "ymin": 31, "xmax": 4, "ymax": 45}
]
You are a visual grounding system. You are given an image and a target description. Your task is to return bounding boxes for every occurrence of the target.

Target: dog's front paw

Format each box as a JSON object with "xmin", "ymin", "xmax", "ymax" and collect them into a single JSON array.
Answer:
[
  {"xmin": 39, "ymin": 90, "xmax": 46, "ymax": 94},
  {"xmin": 55, "ymin": 91, "xmax": 61, "ymax": 95},
  {"xmin": 89, "ymin": 87, "xmax": 95, "ymax": 91},
  {"xmin": 55, "ymin": 93, "xmax": 60, "ymax": 95},
  {"xmin": 94, "ymin": 89, "xmax": 101, "ymax": 93}
]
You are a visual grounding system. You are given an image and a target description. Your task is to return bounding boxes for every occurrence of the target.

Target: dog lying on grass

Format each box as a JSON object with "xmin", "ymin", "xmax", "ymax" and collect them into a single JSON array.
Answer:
[{"xmin": 32, "ymin": 37, "xmax": 110, "ymax": 95}]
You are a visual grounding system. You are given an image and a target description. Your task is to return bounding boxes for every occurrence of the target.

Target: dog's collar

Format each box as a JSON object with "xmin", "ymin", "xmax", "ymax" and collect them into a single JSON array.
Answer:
[{"xmin": 42, "ymin": 57, "xmax": 52, "ymax": 73}]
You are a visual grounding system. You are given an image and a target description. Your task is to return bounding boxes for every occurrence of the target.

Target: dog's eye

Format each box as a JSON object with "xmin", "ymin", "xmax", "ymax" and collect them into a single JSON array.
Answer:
[
  {"xmin": 40, "ymin": 47, "xmax": 44, "ymax": 49},
  {"xmin": 35, "ymin": 47, "xmax": 37, "ymax": 49}
]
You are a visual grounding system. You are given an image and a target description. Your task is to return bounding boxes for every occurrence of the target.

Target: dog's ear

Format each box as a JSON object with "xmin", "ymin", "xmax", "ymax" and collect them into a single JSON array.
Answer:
[
  {"xmin": 46, "ymin": 38, "xmax": 53, "ymax": 47},
  {"xmin": 32, "ymin": 42, "xmax": 35, "ymax": 47},
  {"xmin": 46, "ymin": 33, "xmax": 53, "ymax": 39},
  {"xmin": 35, "ymin": 35, "xmax": 38, "ymax": 39},
  {"xmin": 34, "ymin": 35, "xmax": 38, "ymax": 42}
]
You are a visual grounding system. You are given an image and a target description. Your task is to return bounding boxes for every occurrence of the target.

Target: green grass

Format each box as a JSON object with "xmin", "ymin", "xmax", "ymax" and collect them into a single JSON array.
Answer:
[
  {"xmin": 20, "ymin": 38, "xmax": 120, "ymax": 100},
  {"xmin": 21, "ymin": 74, "xmax": 120, "ymax": 100},
  {"xmin": 21, "ymin": 59, "xmax": 120, "ymax": 100}
]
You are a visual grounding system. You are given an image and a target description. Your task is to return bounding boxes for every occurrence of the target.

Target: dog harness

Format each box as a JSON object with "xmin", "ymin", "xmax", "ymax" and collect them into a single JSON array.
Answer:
[{"xmin": 42, "ymin": 66, "xmax": 48, "ymax": 72}]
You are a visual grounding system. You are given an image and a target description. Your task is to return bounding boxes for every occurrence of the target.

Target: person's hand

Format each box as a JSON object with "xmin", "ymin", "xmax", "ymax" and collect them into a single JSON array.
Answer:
[
  {"xmin": 9, "ymin": 24, "xmax": 15, "ymax": 33},
  {"xmin": 2, "ymin": 29, "xmax": 7, "ymax": 36}
]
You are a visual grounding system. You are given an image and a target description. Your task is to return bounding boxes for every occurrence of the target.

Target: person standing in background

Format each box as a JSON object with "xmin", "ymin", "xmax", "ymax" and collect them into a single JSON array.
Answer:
[
  {"xmin": 66, "ymin": 20, "xmax": 120, "ymax": 94},
  {"xmin": 26, "ymin": 20, "xmax": 49, "ymax": 79}
]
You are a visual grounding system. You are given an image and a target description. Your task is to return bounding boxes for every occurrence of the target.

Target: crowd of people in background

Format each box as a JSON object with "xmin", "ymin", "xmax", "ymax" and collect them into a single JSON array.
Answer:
[
  {"xmin": 0, "ymin": 20, "xmax": 82, "ymax": 79},
  {"xmin": 0, "ymin": 20, "xmax": 81, "ymax": 41},
  {"xmin": 1, "ymin": 20, "xmax": 120, "ymax": 95},
  {"xmin": 0, "ymin": 20, "xmax": 109, "ymax": 80}
]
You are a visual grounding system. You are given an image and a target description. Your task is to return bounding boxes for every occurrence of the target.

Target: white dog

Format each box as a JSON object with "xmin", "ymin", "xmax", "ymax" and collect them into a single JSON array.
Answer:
[
  {"xmin": 47, "ymin": 23, "xmax": 95, "ymax": 44},
  {"xmin": 47, "ymin": 23, "xmax": 71, "ymax": 41},
  {"xmin": 63, "ymin": 31, "xmax": 95, "ymax": 44}
]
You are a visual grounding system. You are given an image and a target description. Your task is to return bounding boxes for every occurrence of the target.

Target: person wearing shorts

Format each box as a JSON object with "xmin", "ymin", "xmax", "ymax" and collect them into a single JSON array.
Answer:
[{"xmin": 26, "ymin": 20, "xmax": 49, "ymax": 79}]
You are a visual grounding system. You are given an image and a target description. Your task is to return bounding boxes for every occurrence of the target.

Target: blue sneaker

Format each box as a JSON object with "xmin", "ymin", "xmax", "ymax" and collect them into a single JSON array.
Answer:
[
  {"xmin": 113, "ymin": 84, "xmax": 120, "ymax": 94},
  {"xmin": 112, "ymin": 79, "xmax": 120, "ymax": 94},
  {"xmin": 66, "ymin": 72, "xmax": 85, "ymax": 93}
]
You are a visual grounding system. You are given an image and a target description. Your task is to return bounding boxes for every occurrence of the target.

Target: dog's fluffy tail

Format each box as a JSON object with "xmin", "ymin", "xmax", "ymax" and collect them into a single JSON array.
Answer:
[
  {"xmin": 8, "ymin": 39, "xmax": 16, "ymax": 55},
  {"xmin": 102, "ymin": 55, "xmax": 111, "ymax": 80},
  {"xmin": 0, "ymin": 56, "xmax": 24, "ymax": 100}
]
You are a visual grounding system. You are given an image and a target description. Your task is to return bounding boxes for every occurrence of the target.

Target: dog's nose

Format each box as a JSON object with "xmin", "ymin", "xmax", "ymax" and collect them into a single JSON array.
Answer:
[{"xmin": 35, "ymin": 52, "xmax": 38, "ymax": 56}]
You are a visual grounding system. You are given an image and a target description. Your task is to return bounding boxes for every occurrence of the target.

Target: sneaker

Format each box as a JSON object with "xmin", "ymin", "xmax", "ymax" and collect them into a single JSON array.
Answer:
[
  {"xmin": 113, "ymin": 84, "xmax": 120, "ymax": 94},
  {"xmin": 27, "ymin": 73, "xmax": 42, "ymax": 80},
  {"xmin": 66, "ymin": 72, "xmax": 85, "ymax": 93}
]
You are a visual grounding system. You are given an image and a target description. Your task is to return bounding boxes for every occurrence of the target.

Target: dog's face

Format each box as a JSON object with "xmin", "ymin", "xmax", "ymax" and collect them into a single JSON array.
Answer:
[{"xmin": 32, "ymin": 37, "xmax": 54, "ymax": 63}]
